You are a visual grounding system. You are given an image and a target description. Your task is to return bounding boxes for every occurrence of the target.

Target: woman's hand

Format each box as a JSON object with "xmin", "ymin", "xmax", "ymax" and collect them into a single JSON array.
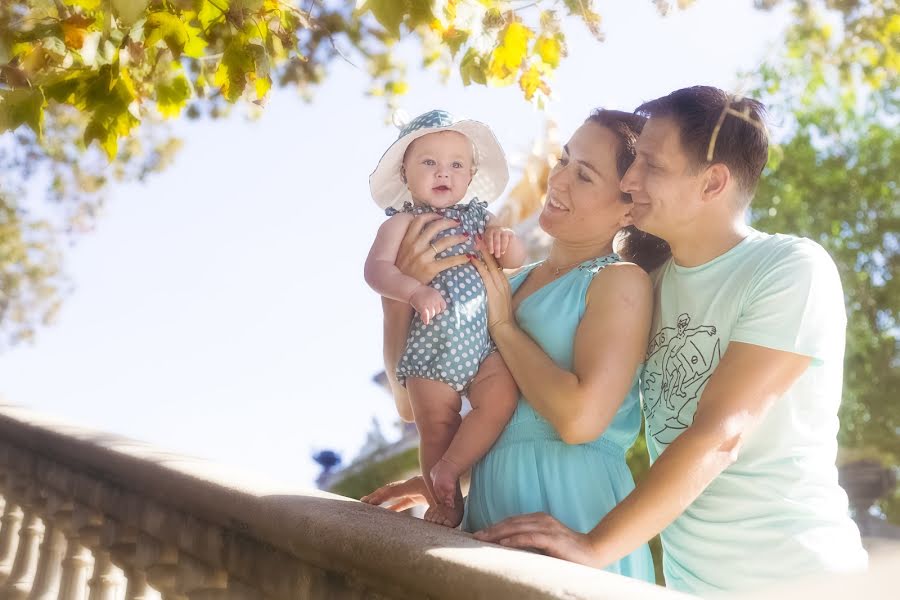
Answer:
[
  {"xmin": 396, "ymin": 213, "xmax": 469, "ymax": 284},
  {"xmin": 473, "ymin": 512, "xmax": 604, "ymax": 568},
  {"xmin": 468, "ymin": 237, "xmax": 515, "ymax": 332},
  {"xmin": 361, "ymin": 476, "xmax": 429, "ymax": 513}
]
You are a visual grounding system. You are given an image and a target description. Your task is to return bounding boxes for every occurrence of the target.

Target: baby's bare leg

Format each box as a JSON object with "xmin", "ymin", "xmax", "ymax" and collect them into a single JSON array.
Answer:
[
  {"xmin": 432, "ymin": 353, "xmax": 518, "ymax": 507},
  {"xmin": 382, "ymin": 298, "xmax": 414, "ymax": 422},
  {"xmin": 406, "ymin": 377, "xmax": 464, "ymax": 528}
]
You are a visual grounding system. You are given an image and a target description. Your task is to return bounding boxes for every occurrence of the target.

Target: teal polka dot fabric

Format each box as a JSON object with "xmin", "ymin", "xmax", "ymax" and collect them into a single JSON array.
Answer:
[
  {"xmin": 387, "ymin": 199, "xmax": 495, "ymax": 392},
  {"xmin": 398, "ymin": 110, "xmax": 454, "ymax": 139}
]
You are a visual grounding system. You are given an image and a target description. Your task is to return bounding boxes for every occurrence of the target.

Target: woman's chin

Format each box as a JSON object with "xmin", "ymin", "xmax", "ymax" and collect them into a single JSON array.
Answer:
[{"xmin": 538, "ymin": 208, "xmax": 564, "ymax": 235}]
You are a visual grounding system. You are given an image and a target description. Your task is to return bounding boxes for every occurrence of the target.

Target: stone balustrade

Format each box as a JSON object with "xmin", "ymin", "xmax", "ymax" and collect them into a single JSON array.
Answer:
[{"xmin": 0, "ymin": 405, "xmax": 684, "ymax": 600}]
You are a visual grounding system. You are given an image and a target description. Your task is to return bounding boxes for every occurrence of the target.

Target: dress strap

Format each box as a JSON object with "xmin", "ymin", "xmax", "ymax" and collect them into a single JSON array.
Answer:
[{"xmin": 580, "ymin": 253, "xmax": 621, "ymax": 276}]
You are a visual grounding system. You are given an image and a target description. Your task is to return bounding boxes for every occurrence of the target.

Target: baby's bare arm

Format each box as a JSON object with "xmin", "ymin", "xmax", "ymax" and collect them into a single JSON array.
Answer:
[
  {"xmin": 498, "ymin": 232, "xmax": 527, "ymax": 269},
  {"xmin": 364, "ymin": 214, "xmax": 425, "ymax": 302}
]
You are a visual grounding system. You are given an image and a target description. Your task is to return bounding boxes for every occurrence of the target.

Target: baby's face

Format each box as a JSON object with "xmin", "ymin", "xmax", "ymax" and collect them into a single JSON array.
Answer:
[{"xmin": 402, "ymin": 131, "xmax": 475, "ymax": 209}]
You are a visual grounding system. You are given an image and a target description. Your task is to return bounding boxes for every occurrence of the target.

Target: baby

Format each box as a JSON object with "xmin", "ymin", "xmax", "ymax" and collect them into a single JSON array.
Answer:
[{"xmin": 365, "ymin": 110, "xmax": 525, "ymax": 527}]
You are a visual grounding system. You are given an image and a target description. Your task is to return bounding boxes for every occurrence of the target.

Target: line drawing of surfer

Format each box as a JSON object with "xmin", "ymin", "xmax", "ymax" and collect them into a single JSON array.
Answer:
[
  {"xmin": 644, "ymin": 312, "xmax": 720, "ymax": 446},
  {"xmin": 658, "ymin": 313, "xmax": 716, "ymax": 409}
]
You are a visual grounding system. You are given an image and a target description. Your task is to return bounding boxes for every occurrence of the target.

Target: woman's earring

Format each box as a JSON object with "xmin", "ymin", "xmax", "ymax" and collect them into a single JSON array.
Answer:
[{"xmin": 400, "ymin": 167, "xmax": 407, "ymax": 184}]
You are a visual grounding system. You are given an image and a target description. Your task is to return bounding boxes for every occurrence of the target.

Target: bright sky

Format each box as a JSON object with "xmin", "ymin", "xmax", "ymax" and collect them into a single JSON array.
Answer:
[{"xmin": 0, "ymin": 1, "xmax": 790, "ymax": 489}]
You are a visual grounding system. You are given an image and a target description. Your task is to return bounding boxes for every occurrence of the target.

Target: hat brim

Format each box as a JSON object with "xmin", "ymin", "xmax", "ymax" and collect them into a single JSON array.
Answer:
[{"xmin": 369, "ymin": 120, "xmax": 510, "ymax": 211}]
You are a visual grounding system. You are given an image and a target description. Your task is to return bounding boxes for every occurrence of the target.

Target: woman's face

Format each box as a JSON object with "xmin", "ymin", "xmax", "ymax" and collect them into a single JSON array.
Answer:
[{"xmin": 539, "ymin": 121, "xmax": 633, "ymax": 244}]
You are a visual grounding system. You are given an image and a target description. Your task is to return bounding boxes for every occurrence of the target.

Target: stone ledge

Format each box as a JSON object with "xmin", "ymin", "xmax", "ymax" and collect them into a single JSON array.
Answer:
[{"xmin": 0, "ymin": 404, "xmax": 684, "ymax": 599}]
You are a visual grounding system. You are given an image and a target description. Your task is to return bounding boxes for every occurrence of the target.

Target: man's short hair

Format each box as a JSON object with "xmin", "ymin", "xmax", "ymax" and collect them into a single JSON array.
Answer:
[{"xmin": 636, "ymin": 86, "xmax": 769, "ymax": 201}]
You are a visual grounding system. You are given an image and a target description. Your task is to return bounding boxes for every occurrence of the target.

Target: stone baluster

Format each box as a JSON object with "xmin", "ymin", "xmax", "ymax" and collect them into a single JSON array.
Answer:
[
  {"xmin": 86, "ymin": 550, "xmax": 126, "ymax": 600},
  {"xmin": 0, "ymin": 492, "xmax": 25, "ymax": 585},
  {"xmin": 122, "ymin": 533, "xmax": 162, "ymax": 600},
  {"xmin": 3, "ymin": 486, "xmax": 47, "ymax": 599},
  {"xmin": 57, "ymin": 508, "xmax": 99, "ymax": 600},
  {"xmin": 145, "ymin": 544, "xmax": 185, "ymax": 600},
  {"xmin": 176, "ymin": 556, "xmax": 227, "ymax": 600},
  {"xmin": 75, "ymin": 510, "xmax": 125, "ymax": 600},
  {"xmin": 26, "ymin": 502, "xmax": 69, "ymax": 600}
]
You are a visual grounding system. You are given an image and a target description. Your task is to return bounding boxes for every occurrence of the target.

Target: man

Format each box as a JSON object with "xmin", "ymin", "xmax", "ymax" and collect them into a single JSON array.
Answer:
[{"xmin": 474, "ymin": 86, "xmax": 867, "ymax": 594}]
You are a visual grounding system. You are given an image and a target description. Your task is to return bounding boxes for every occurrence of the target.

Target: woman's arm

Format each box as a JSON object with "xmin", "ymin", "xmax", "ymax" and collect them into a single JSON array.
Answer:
[{"xmin": 469, "ymin": 247, "xmax": 652, "ymax": 444}]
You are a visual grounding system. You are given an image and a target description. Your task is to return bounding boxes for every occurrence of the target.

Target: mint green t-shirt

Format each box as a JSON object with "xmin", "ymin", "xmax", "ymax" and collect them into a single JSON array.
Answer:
[{"xmin": 642, "ymin": 229, "xmax": 867, "ymax": 595}]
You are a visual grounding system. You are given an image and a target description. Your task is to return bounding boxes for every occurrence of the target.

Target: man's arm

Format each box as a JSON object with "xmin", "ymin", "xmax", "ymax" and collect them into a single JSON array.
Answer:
[
  {"xmin": 474, "ymin": 341, "xmax": 811, "ymax": 566},
  {"xmin": 585, "ymin": 342, "xmax": 811, "ymax": 565}
]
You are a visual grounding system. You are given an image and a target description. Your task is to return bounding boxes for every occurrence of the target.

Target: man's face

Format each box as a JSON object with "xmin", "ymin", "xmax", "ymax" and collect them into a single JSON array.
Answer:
[{"xmin": 620, "ymin": 117, "xmax": 708, "ymax": 240}]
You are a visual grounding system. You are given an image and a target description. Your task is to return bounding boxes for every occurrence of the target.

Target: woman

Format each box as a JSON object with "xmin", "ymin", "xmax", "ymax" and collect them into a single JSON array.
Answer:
[{"xmin": 364, "ymin": 110, "xmax": 670, "ymax": 581}]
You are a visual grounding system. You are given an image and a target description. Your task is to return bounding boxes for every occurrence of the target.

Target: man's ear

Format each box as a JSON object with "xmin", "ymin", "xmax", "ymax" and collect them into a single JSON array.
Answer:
[
  {"xmin": 619, "ymin": 207, "xmax": 634, "ymax": 228},
  {"xmin": 701, "ymin": 163, "xmax": 730, "ymax": 202}
]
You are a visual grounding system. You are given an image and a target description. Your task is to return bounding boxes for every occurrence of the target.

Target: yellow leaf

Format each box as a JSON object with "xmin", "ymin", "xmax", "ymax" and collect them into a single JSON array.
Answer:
[
  {"xmin": 535, "ymin": 35, "xmax": 562, "ymax": 68},
  {"xmin": 253, "ymin": 75, "xmax": 271, "ymax": 99},
  {"xmin": 518, "ymin": 64, "xmax": 548, "ymax": 101},
  {"xmin": 489, "ymin": 22, "xmax": 533, "ymax": 80},
  {"xmin": 183, "ymin": 23, "xmax": 209, "ymax": 59}
]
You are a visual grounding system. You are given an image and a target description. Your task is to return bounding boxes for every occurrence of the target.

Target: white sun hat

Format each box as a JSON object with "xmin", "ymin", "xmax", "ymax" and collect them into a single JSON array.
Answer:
[{"xmin": 369, "ymin": 109, "xmax": 510, "ymax": 211}]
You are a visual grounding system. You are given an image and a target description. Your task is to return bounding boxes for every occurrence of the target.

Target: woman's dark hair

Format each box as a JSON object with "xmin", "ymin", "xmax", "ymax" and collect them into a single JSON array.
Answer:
[{"xmin": 586, "ymin": 109, "xmax": 671, "ymax": 273}]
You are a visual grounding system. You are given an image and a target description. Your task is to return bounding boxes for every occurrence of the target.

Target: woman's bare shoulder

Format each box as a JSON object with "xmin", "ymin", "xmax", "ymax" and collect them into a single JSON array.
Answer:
[{"xmin": 586, "ymin": 261, "xmax": 652, "ymax": 305}]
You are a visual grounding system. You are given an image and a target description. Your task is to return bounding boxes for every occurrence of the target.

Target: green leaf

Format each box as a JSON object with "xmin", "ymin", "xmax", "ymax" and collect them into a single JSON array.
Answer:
[
  {"xmin": 111, "ymin": 0, "xmax": 150, "ymax": 27},
  {"xmin": 83, "ymin": 84, "xmax": 139, "ymax": 160},
  {"xmin": 407, "ymin": 0, "xmax": 435, "ymax": 30},
  {"xmin": 156, "ymin": 73, "xmax": 192, "ymax": 118},
  {"xmin": 369, "ymin": 0, "xmax": 406, "ymax": 38},
  {"xmin": 460, "ymin": 47, "xmax": 487, "ymax": 85},
  {"xmin": 145, "ymin": 12, "xmax": 189, "ymax": 57},
  {"xmin": 214, "ymin": 39, "xmax": 254, "ymax": 102},
  {"xmin": 0, "ymin": 88, "xmax": 46, "ymax": 138},
  {"xmin": 40, "ymin": 72, "xmax": 84, "ymax": 104},
  {"xmin": 442, "ymin": 28, "xmax": 468, "ymax": 58},
  {"xmin": 198, "ymin": 0, "xmax": 230, "ymax": 31}
]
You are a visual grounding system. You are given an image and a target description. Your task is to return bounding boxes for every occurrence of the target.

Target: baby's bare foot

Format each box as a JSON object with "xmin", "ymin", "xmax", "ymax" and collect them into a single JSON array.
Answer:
[
  {"xmin": 424, "ymin": 495, "xmax": 464, "ymax": 528},
  {"xmin": 430, "ymin": 458, "xmax": 462, "ymax": 508}
]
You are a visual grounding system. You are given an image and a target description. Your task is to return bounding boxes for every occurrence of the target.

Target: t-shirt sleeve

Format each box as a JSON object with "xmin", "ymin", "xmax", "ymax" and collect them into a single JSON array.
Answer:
[{"xmin": 730, "ymin": 239, "xmax": 846, "ymax": 363}]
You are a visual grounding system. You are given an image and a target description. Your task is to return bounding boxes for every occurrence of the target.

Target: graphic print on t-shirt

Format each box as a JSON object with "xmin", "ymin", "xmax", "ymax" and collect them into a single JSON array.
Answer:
[{"xmin": 643, "ymin": 313, "xmax": 721, "ymax": 446}]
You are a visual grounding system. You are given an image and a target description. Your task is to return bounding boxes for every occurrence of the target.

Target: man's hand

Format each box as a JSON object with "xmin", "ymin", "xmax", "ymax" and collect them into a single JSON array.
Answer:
[{"xmin": 473, "ymin": 512, "xmax": 605, "ymax": 568}]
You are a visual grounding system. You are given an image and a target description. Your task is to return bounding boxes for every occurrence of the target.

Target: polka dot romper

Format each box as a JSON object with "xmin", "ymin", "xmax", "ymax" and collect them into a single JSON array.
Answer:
[{"xmin": 386, "ymin": 199, "xmax": 495, "ymax": 393}]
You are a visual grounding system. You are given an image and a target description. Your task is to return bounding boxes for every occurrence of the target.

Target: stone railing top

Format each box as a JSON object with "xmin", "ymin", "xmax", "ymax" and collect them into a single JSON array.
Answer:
[{"xmin": 0, "ymin": 404, "xmax": 684, "ymax": 600}]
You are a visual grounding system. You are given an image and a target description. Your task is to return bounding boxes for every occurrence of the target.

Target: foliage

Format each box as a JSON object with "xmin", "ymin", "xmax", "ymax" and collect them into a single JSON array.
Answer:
[
  {"xmin": 750, "ymin": 0, "xmax": 899, "ymax": 519},
  {"xmin": 328, "ymin": 445, "xmax": 419, "ymax": 499},
  {"xmin": 0, "ymin": 0, "xmax": 634, "ymax": 343}
]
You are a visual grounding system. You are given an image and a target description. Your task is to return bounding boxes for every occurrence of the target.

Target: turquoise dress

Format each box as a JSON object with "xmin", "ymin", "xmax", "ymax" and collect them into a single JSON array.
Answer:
[{"xmin": 461, "ymin": 253, "xmax": 655, "ymax": 583}]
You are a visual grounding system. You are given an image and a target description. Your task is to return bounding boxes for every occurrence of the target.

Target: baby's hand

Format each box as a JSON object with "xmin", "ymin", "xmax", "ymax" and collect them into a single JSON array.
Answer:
[
  {"xmin": 409, "ymin": 286, "xmax": 446, "ymax": 325},
  {"xmin": 483, "ymin": 226, "xmax": 516, "ymax": 259}
]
